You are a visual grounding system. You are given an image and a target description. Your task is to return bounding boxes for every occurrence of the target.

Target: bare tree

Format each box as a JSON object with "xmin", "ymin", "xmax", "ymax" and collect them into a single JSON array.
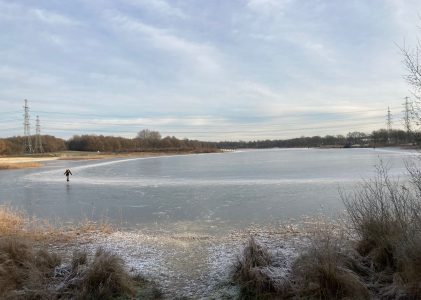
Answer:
[
  {"xmin": 136, "ymin": 129, "xmax": 161, "ymax": 141},
  {"xmin": 402, "ymin": 42, "xmax": 421, "ymax": 126}
]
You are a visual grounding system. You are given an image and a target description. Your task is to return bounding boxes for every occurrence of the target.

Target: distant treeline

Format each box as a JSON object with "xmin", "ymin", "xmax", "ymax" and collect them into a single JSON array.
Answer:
[
  {"xmin": 67, "ymin": 134, "xmax": 216, "ymax": 152},
  {"xmin": 0, "ymin": 130, "xmax": 216, "ymax": 155},
  {"xmin": 0, "ymin": 135, "xmax": 66, "ymax": 155},
  {"xmin": 1, "ymin": 128, "xmax": 420, "ymax": 155},
  {"xmin": 216, "ymin": 129, "xmax": 421, "ymax": 149}
]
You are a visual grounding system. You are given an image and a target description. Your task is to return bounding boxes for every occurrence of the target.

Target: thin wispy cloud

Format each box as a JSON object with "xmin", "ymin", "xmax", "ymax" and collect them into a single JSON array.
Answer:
[
  {"xmin": 247, "ymin": 0, "xmax": 293, "ymax": 14},
  {"xmin": 31, "ymin": 8, "xmax": 80, "ymax": 26},
  {"xmin": 106, "ymin": 11, "xmax": 221, "ymax": 73},
  {"xmin": 123, "ymin": 0, "xmax": 186, "ymax": 19}
]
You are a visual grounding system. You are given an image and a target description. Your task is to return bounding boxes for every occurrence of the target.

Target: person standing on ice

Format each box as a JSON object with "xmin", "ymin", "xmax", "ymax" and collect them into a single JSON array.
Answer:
[{"xmin": 64, "ymin": 169, "xmax": 72, "ymax": 182}]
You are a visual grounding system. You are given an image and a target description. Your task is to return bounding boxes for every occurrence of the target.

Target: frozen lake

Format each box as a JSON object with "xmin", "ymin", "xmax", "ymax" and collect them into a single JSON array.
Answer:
[{"xmin": 0, "ymin": 148, "xmax": 417, "ymax": 234}]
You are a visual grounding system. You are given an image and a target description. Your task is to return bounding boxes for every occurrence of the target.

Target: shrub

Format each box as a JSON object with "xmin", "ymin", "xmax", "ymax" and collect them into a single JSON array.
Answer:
[
  {"xmin": 291, "ymin": 234, "xmax": 371, "ymax": 299},
  {"xmin": 76, "ymin": 248, "xmax": 136, "ymax": 299},
  {"xmin": 0, "ymin": 237, "xmax": 59, "ymax": 299},
  {"xmin": 342, "ymin": 161, "xmax": 421, "ymax": 298},
  {"xmin": 342, "ymin": 163, "xmax": 419, "ymax": 268},
  {"xmin": 71, "ymin": 250, "xmax": 87, "ymax": 271},
  {"xmin": 232, "ymin": 237, "xmax": 291, "ymax": 299}
]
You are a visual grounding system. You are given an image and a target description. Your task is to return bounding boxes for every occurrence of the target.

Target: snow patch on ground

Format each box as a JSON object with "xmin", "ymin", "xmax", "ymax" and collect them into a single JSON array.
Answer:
[{"xmin": 75, "ymin": 227, "xmax": 310, "ymax": 298}]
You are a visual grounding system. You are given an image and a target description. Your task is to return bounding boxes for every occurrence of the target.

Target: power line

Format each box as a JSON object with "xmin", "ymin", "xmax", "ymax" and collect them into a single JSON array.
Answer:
[
  {"xmin": 30, "ymin": 106, "xmax": 404, "ymax": 120},
  {"xmin": 34, "ymin": 112, "xmax": 398, "ymax": 127},
  {"xmin": 0, "ymin": 117, "xmax": 393, "ymax": 134}
]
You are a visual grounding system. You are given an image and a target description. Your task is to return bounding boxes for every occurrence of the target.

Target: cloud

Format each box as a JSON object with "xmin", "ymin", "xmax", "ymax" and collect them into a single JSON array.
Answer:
[
  {"xmin": 30, "ymin": 8, "xmax": 80, "ymax": 26},
  {"xmin": 247, "ymin": 0, "xmax": 293, "ymax": 14},
  {"xmin": 0, "ymin": 2, "xmax": 79, "ymax": 26},
  {"xmin": 0, "ymin": 66, "xmax": 60, "ymax": 87},
  {"xmin": 123, "ymin": 0, "xmax": 186, "ymax": 18},
  {"xmin": 107, "ymin": 12, "xmax": 221, "ymax": 73}
]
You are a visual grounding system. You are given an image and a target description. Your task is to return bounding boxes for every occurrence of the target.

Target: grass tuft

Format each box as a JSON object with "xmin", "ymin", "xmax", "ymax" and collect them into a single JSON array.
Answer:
[
  {"xmin": 232, "ymin": 237, "xmax": 291, "ymax": 299},
  {"xmin": 0, "ymin": 206, "xmax": 25, "ymax": 236},
  {"xmin": 0, "ymin": 237, "xmax": 59, "ymax": 299},
  {"xmin": 76, "ymin": 248, "xmax": 136, "ymax": 299},
  {"xmin": 0, "ymin": 235, "xmax": 161, "ymax": 299},
  {"xmin": 71, "ymin": 250, "xmax": 87, "ymax": 271},
  {"xmin": 291, "ymin": 234, "xmax": 371, "ymax": 299},
  {"xmin": 342, "ymin": 161, "xmax": 421, "ymax": 298}
]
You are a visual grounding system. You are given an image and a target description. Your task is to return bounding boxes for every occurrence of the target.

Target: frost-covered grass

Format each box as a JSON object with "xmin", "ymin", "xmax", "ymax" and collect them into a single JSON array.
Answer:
[
  {"xmin": 79, "ymin": 224, "xmax": 310, "ymax": 299},
  {"xmin": 0, "ymin": 204, "xmax": 313, "ymax": 298},
  {"xmin": 0, "ymin": 236, "xmax": 162, "ymax": 299},
  {"xmin": 231, "ymin": 161, "xmax": 421, "ymax": 299},
  {"xmin": 0, "ymin": 206, "xmax": 162, "ymax": 299}
]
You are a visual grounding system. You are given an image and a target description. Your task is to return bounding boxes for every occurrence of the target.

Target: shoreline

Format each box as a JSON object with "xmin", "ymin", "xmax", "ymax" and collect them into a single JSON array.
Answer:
[
  {"xmin": 0, "ymin": 149, "xmax": 220, "ymax": 170},
  {"xmin": 0, "ymin": 204, "xmax": 312, "ymax": 299}
]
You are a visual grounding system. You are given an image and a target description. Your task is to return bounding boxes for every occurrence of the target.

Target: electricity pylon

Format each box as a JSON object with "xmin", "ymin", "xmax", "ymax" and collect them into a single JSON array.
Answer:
[
  {"xmin": 386, "ymin": 106, "xmax": 392, "ymax": 144},
  {"xmin": 23, "ymin": 99, "xmax": 33, "ymax": 154},
  {"xmin": 34, "ymin": 115, "xmax": 44, "ymax": 153},
  {"xmin": 403, "ymin": 96, "xmax": 412, "ymax": 132}
]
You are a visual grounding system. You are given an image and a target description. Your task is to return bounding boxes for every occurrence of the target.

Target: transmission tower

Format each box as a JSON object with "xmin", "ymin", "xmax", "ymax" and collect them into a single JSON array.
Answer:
[
  {"xmin": 34, "ymin": 115, "xmax": 44, "ymax": 153},
  {"xmin": 386, "ymin": 106, "xmax": 393, "ymax": 131},
  {"xmin": 386, "ymin": 106, "xmax": 393, "ymax": 144},
  {"xmin": 403, "ymin": 96, "xmax": 412, "ymax": 133},
  {"xmin": 23, "ymin": 99, "xmax": 33, "ymax": 154}
]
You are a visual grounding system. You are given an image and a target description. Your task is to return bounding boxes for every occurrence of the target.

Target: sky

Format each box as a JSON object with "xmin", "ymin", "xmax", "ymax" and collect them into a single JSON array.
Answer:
[{"xmin": 1, "ymin": 0, "xmax": 421, "ymax": 141}]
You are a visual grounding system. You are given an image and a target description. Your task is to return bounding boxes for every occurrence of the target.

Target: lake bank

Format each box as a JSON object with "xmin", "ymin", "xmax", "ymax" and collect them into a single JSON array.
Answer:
[
  {"xmin": 0, "ymin": 149, "xmax": 220, "ymax": 170},
  {"xmin": 0, "ymin": 156, "xmax": 58, "ymax": 169},
  {"xmin": 0, "ymin": 205, "xmax": 313, "ymax": 298}
]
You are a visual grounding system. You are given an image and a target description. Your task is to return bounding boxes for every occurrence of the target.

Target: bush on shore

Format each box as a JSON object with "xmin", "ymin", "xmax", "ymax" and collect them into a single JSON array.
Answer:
[
  {"xmin": 0, "ymin": 237, "xmax": 163, "ymax": 299},
  {"xmin": 343, "ymin": 162, "xmax": 421, "ymax": 298},
  {"xmin": 232, "ymin": 237, "xmax": 291, "ymax": 299},
  {"xmin": 0, "ymin": 207, "xmax": 162, "ymax": 299},
  {"xmin": 291, "ymin": 234, "xmax": 370, "ymax": 299},
  {"xmin": 232, "ymin": 160, "xmax": 421, "ymax": 299}
]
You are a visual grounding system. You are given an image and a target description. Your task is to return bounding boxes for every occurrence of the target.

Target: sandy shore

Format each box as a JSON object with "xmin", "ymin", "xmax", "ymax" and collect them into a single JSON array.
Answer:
[
  {"xmin": 0, "ymin": 157, "xmax": 59, "ymax": 164},
  {"xmin": 0, "ymin": 150, "xmax": 219, "ymax": 169},
  {"xmin": 0, "ymin": 156, "xmax": 59, "ymax": 169}
]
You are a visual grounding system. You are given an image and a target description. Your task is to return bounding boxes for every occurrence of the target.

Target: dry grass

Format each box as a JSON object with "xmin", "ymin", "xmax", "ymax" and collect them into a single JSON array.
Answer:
[
  {"xmin": 231, "ymin": 161, "xmax": 421, "ymax": 299},
  {"xmin": 341, "ymin": 161, "xmax": 421, "ymax": 298},
  {"xmin": 0, "ymin": 162, "xmax": 41, "ymax": 169},
  {"xmin": 0, "ymin": 205, "xmax": 75, "ymax": 243},
  {"xmin": 342, "ymin": 163, "xmax": 416, "ymax": 269},
  {"xmin": 0, "ymin": 205, "xmax": 115, "ymax": 243},
  {"xmin": 58, "ymin": 248, "xmax": 137, "ymax": 299},
  {"xmin": 58, "ymin": 156, "xmax": 106, "ymax": 161},
  {"xmin": 232, "ymin": 237, "xmax": 291, "ymax": 299},
  {"xmin": 0, "ymin": 237, "xmax": 162, "ymax": 299},
  {"xmin": 73, "ymin": 219, "xmax": 114, "ymax": 235},
  {"xmin": 0, "ymin": 206, "xmax": 162, "ymax": 299},
  {"xmin": 0, "ymin": 237, "xmax": 61, "ymax": 299},
  {"xmin": 0, "ymin": 206, "xmax": 25, "ymax": 235},
  {"xmin": 291, "ymin": 234, "xmax": 371, "ymax": 300},
  {"xmin": 79, "ymin": 248, "xmax": 136, "ymax": 299}
]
